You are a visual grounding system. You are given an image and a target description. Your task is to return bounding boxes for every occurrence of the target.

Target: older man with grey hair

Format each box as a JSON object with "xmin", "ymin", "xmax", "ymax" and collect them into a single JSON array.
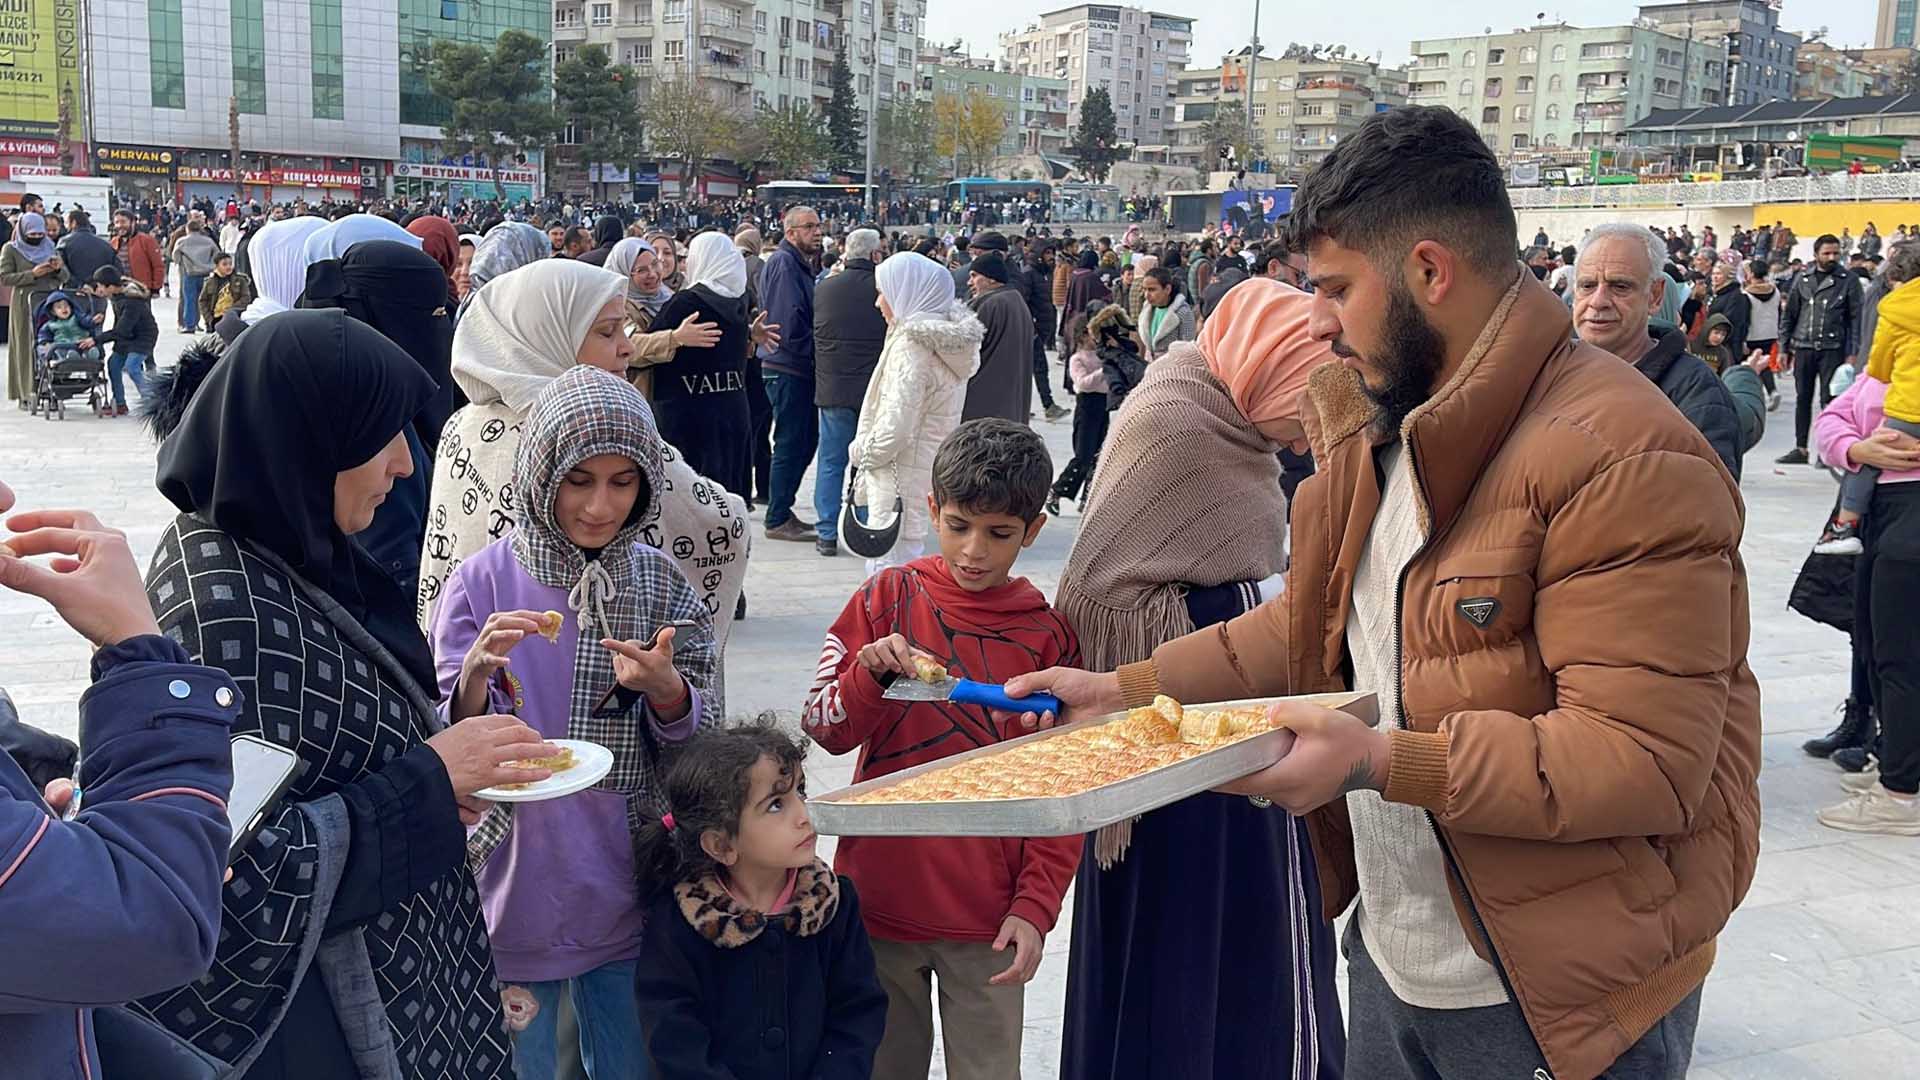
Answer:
[
  {"xmin": 810, "ymin": 227, "xmax": 888, "ymax": 556},
  {"xmin": 1573, "ymin": 222, "xmax": 1745, "ymax": 478}
]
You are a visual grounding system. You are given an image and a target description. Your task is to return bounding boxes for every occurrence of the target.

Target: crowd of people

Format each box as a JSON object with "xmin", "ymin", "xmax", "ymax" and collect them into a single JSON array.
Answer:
[{"xmin": 2, "ymin": 100, "xmax": 1913, "ymax": 1080}]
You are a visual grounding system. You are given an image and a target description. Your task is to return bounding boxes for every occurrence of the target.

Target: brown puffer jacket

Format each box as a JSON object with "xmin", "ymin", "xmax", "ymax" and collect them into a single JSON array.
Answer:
[{"xmin": 1118, "ymin": 273, "xmax": 1762, "ymax": 1080}]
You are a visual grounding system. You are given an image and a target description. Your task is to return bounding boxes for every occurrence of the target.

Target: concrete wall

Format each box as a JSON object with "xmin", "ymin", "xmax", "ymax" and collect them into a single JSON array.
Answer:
[{"xmin": 1515, "ymin": 204, "xmax": 1753, "ymax": 250}]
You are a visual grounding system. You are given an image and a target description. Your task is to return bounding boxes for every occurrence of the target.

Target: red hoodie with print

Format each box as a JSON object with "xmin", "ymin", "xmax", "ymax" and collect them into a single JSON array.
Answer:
[{"xmin": 803, "ymin": 556, "xmax": 1083, "ymax": 943}]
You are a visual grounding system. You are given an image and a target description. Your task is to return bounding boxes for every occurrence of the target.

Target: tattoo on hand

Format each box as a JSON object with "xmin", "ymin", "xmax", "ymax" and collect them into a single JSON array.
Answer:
[{"xmin": 1337, "ymin": 754, "xmax": 1374, "ymax": 796}]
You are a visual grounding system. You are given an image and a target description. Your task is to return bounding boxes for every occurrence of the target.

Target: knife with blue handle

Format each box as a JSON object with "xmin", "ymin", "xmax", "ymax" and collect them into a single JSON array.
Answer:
[{"xmin": 882, "ymin": 673, "xmax": 1064, "ymax": 718}]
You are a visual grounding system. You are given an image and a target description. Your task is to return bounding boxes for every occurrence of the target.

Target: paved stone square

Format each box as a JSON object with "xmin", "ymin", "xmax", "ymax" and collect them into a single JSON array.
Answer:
[{"xmin": 2, "ymin": 315, "xmax": 1908, "ymax": 1076}]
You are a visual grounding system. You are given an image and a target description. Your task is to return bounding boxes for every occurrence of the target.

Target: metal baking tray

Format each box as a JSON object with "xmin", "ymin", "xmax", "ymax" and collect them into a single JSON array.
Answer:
[{"xmin": 808, "ymin": 692, "xmax": 1378, "ymax": 837}]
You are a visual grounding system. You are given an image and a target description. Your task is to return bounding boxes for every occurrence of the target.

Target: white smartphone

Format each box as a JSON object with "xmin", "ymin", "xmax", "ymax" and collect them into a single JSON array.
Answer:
[{"xmin": 228, "ymin": 735, "xmax": 300, "ymax": 863}]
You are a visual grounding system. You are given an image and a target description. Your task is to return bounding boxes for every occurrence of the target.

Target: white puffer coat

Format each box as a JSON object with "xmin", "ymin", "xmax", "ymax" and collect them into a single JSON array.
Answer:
[{"xmin": 849, "ymin": 306, "xmax": 986, "ymax": 549}]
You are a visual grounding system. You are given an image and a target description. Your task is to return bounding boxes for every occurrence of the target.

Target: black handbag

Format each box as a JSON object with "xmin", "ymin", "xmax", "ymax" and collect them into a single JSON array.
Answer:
[
  {"xmin": 1788, "ymin": 546, "xmax": 1856, "ymax": 634},
  {"xmin": 93, "ymin": 1006, "xmax": 223, "ymax": 1080},
  {"xmin": 839, "ymin": 466, "xmax": 903, "ymax": 559}
]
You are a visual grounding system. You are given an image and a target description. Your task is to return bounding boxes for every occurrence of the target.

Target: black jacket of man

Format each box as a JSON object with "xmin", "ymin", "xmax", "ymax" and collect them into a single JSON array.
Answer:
[
  {"xmin": 1781, "ymin": 263, "xmax": 1864, "ymax": 357},
  {"xmin": 812, "ymin": 256, "xmax": 886, "ymax": 411},
  {"xmin": 1636, "ymin": 326, "xmax": 1743, "ymax": 481}
]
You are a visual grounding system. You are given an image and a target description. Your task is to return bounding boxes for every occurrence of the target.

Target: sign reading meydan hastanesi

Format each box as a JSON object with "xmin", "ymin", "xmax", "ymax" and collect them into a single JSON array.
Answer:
[{"xmin": 0, "ymin": 0, "xmax": 84, "ymax": 139}]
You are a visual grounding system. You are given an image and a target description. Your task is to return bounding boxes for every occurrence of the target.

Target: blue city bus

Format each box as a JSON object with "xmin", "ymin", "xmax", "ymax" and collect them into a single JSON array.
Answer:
[{"xmin": 943, "ymin": 178, "xmax": 1052, "ymax": 205}]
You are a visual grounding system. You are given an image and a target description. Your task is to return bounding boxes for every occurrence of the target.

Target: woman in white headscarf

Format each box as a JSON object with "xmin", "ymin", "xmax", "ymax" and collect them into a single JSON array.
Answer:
[
  {"xmin": 648, "ymin": 231, "xmax": 755, "ymax": 497},
  {"xmin": 847, "ymin": 251, "xmax": 986, "ymax": 573},
  {"xmin": 301, "ymin": 212, "xmax": 423, "ymax": 268},
  {"xmin": 217, "ymin": 214, "xmax": 329, "ymax": 343},
  {"xmin": 606, "ymin": 235, "xmax": 719, "ymax": 397},
  {"xmin": 418, "ymin": 257, "xmax": 749, "ymax": 686}
]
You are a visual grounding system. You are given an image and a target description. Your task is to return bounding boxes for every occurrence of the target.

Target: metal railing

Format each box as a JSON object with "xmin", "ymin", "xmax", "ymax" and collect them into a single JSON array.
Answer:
[{"xmin": 1508, "ymin": 171, "xmax": 1920, "ymax": 208}]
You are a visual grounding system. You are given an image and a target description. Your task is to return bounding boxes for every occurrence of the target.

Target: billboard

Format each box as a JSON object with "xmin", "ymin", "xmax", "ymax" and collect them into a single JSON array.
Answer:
[
  {"xmin": 1220, "ymin": 188, "xmax": 1292, "ymax": 241},
  {"xmin": 0, "ymin": 0, "xmax": 84, "ymax": 138}
]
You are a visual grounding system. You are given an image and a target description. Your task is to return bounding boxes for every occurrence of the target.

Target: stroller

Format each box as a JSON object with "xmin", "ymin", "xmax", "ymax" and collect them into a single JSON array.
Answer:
[{"xmin": 30, "ymin": 289, "xmax": 111, "ymax": 420}]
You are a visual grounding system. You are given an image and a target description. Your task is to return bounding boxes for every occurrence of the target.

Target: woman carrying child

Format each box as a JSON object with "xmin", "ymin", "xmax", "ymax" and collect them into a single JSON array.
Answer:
[
  {"xmin": 430, "ymin": 364, "xmax": 722, "ymax": 1079},
  {"xmin": 633, "ymin": 722, "xmax": 889, "ymax": 1079}
]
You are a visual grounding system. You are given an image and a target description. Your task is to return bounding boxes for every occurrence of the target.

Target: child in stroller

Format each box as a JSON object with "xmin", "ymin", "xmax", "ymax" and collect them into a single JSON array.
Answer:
[{"xmin": 29, "ymin": 289, "xmax": 110, "ymax": 419}]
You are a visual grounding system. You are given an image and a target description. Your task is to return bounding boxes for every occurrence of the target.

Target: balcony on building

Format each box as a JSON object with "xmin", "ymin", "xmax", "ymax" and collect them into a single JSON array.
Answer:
[
  {"xmin": 698, "ymin": 13, "xmax": 753, "ymax": 46},
  {"xmin": 1296, "ymin": 76, "xmax": 1375, "ymax": 100},
  {"xmin": 553, "ymin": 9, "xmax": 590, "ymax": 42}
]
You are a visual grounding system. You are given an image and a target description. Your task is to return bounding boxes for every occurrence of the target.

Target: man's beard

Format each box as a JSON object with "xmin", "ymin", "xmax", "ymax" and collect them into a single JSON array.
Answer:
[{"xmin": 1359, "ymin": 278, "xmax": 1447, "ymax": 441}]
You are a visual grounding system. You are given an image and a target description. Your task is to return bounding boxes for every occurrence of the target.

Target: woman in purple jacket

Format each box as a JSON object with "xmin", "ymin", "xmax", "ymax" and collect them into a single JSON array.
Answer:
[
  {"xmin": 0, "ymin": 483, "xmax": 240, "ymax": 1079},
  {"xmin": 431, "ymin": 364, "xmax": 721, "ymax": 1078}
]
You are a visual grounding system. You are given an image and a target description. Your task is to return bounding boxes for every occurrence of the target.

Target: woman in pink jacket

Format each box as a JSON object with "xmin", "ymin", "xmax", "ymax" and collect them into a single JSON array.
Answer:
[{"xmin": 1813, "ymin": 372, "xmax": 1920, "ymax": 834}]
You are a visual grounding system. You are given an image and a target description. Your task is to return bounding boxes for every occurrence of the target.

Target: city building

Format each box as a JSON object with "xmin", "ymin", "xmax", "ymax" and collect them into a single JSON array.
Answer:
[
  {"xmin": 84, "ymin": 0, "xmax": 547, "ymax": 204},
  {"xmin": 1407, "ymin": 20, "xmax": 1728, "ymax": 157},
  {"xmin": 924, "ymin": 52, "xmax": 1071, "ymax": 161},
  {"xmin": 1637, "ymin": 0, "xmax": 1799, "ymax": 106},
  {"xmin": 1000, "ymin": 4, "xmax": 1193, "ymax": 155},
  {"xmin": 1167, "ymin": 45, "xmax": 1406, "ymax": 176},
  {"xmin": 1877, "ymin": 0, "xmax": 1917, "ymax": 50},
  {"xmin": 1794, "ymin": 41, "xmax": 1916, "ymax": 100}
]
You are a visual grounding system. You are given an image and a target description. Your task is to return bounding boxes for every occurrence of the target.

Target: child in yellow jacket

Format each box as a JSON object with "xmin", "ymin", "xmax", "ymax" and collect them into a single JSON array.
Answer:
[{"xmin": 1818, "ymin": 249, "xmax": 1920, "ymax": 553}]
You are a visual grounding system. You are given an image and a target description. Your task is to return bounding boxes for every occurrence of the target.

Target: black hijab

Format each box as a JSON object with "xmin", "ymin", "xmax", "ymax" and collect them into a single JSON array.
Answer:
[
  {"xmin": 300, "ymin": 240, "xmax": 457, "ymax": 451},
  {"xmin": 155, "ymin": 309, "xmax": 439, "ymax": 690},
  {"xmin": 1077, "ymin": 248, "xmax": 1100, "ymax": 271}
]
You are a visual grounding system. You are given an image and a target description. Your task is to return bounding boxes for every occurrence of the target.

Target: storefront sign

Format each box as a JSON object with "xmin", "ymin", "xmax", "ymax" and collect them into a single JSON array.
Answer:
[
  {"xmin": 177, "ymin": 164, "xmax": 272, "ymax": 184},
  {"xmin": 0, "ymin": 0, "xmax": 85, "ymax": 139},
  {"xmin": 6, "ymin": 162, "xmax": 56, "ymax": 178},
  {"xmin": 0, "ymin": 135, "xmax": 56, "ymax": 156},
  {"xmin": 394, "ymin": 160, "xmax": 539, "ymax": 185},
  {"xmin": 274, "ymin": 167, "xmax": 361, "ymax": 188},
  {"xmin": 93, "ymin": 144, "xmax": 174, "ymax": 177}
]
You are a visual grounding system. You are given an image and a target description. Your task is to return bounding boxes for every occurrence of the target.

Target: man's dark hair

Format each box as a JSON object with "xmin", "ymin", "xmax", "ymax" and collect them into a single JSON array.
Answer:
[
  {"xmin": 213, "ymin": 250, "xmax": 234, "ymax": 264},
  {"xmin": 1887, "ymin": 244, "xmax": 1920, "ymax": 286},
  {"xmin": 112, "ymin": 208, "xmax": 135, "ymax": 222},
  {"xmin": 931, "ymin": 418, "xmax": 1053, "ymax": 523},
  {"xmin": 1255, "ymin": 240, "xmax": 1290, "ymax": 275},
  {"xmin": 562, "ymin": 225, "xmax": 590, "ymax": 249},
  {"xmin": 1815, "ymin": 233, "xmax": 1841, "ymax": 250},
  {"xmin": 90, "ymin": 265, "xmax": 124, "ymax": 287},
  {"xmin": 1285, "ymin": 105, "xmax": 1516, "ymax": 278}
]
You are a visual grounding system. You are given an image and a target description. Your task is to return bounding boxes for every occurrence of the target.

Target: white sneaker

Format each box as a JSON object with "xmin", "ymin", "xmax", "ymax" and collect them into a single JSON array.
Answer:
[
  {"xmin": 1841, "ymin": 761, "xmax": 1881, "ymax": 794},
  {"xmin": 1766, "ymin": 391, "xmax": 1781, "ymax": 412},
  {"xmin": 1817, "ymin": 787, "xmax": 1920, "ymax": 835}
]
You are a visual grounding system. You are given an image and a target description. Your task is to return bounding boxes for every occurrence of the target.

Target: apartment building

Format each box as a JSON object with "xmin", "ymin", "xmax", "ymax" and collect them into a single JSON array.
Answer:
[
  {"xmin": 1167, "ymin": 46, "xmax": 1407, "ymax": 174},
  {"xmin": 999, "ymin": 4, "xmax": 1192, "ymax": 152},
  {"xmin": 1406, "ymin": 21, "xmax": 1727, "ymax": 157},
  {"xmin": 1878, "ymin": 0, "xmax": 1918, "ymax": 49},
  {"xmin": 1794, "ymin": 41, "xmax": 1916, "ymax": 100},
  {"xmin": 925, "ymin": 55, "xmax": 1072, "ymax": 159},
  {"xmin": 1637, "ymin": 0, "xmax": 1799, "ymax": 106}
]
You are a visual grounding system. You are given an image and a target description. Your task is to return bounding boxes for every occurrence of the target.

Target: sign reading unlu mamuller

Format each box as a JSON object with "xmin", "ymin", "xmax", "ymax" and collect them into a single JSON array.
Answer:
[{"xmin": 93, "ymin": 143, "xmax": 174, "ymax": 177}]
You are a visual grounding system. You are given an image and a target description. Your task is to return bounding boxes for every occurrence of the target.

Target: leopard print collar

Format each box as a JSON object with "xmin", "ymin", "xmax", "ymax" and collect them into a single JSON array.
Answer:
[{"xmin": 675, "ymin": 859, "xmax": 840, "ymax": 948}]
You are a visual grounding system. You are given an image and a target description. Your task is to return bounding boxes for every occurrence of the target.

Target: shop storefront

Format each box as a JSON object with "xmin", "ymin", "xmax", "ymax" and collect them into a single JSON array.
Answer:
[
  {"xmin": 171, "ymin": 149, "xmax": 376, "ymax": 206},
  {"xmin": 92, "ymin": 144, "xmax": 177, "ymax": 203}
]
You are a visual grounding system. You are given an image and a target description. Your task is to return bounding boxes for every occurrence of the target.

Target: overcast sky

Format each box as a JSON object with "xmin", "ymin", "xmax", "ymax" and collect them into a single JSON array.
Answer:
[{"xmin": 925, "ymin": 0, "xmax": 1878, "ymax": 71}]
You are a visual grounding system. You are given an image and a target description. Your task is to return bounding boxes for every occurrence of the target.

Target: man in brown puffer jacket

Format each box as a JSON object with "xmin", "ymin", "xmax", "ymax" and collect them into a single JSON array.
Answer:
[{"xmin": 1013, "ymin": 106, "xmax": 1761, "ymax": 1080}]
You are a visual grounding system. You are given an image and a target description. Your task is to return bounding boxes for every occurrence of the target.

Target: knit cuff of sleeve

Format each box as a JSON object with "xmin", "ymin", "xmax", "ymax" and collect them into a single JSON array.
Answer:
[
  {"xmin": 1116, "ymin": 661, "xmax": 1160, "ymax": 710},
  {"xmin": 1382, "ymin": 729, "xmax": 1451, "ymax": 813}
]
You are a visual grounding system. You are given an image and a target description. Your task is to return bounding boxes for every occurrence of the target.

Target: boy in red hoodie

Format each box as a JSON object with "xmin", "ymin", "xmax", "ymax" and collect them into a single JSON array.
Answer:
[{"xmin": 803, "ymin": 418, "xmax": 1081, "ymax": 1079}]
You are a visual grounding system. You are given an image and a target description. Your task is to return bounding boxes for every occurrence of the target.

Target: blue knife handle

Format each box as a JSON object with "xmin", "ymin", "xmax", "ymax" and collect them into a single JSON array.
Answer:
[{"xmin": 949, "ymin": 679, "xmax": 1064, "ymax": 717}]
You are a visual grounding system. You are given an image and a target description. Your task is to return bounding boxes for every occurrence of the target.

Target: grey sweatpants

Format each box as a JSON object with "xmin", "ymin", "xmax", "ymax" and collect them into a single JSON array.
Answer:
[
  {"xmin": 1343, "ymin": 922, "xmax": 1701, "ymax": 1079},
  {"xmin": 1841, "ymin": 415, "xmax": 1920, "ymax": 516}
]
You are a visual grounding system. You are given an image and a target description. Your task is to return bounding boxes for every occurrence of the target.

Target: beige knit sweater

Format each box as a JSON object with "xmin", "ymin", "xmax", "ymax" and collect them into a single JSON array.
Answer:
[{"xmin": 1345, "ymin": 443, "xmax": 1508, "ymax": 1009}]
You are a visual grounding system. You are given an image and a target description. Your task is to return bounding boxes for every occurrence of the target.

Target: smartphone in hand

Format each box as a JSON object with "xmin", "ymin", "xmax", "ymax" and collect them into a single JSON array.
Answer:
[{"xmin": 228, "ymin": 735, "xmax": 299, "ymax": 863}]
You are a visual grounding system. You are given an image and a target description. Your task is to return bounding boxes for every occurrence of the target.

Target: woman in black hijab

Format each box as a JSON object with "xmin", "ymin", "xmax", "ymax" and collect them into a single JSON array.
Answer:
[
  {"xmin": 137, "ymin": 309, "xmax": 550, "ymax": 1080},
  {"xmin": 649, "ymin": 231, "xmax": 755, "ymax": 497},
  {"xmin": 299, "ymin": 239, "xmax": 455, "ymax": 601},
  {"xmin": 1063, "ymin": 247, "xmax": 1112, "ymax": 352}
]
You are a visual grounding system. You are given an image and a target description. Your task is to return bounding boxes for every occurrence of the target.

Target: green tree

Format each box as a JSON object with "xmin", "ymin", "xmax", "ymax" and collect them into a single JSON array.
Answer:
[
  {"xmin": 935, "ymin": 87, "xmax": 1005, "ymax": 177},
  {"xmin": 745, "ymin": 100, "xmax": 829, "ymax": 178},
  {"xmin": 1070, "ymin": 85, "xmax": 1122, "ymax": 182},
  {"xmin": 1197, "ymin": 100, "xmax": 1262, "ymax": 171},
  {"xmin": 876, "ymin": 99, "xmax": 936, "ymax": 181},
  {"xmin": 428, "ymin": 30, "xmax": 557, "ymax": 200},
  {"xmin": 642, "ymin": 76, "xmax": 742, "ymax": 198},
  {"xmin": 554, "ymin": 45, "xmax": 648, "ymax": 200},
  {"xmin": 825, "ymin": 41, "xmax": 863, "ymax": 172}
]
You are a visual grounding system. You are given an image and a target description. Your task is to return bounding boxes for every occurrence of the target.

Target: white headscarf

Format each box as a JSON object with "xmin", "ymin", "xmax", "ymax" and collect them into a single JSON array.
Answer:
[
  {"xmin": 450, "ymin": 258, "xmax": 625, "ymax": 413},
  {"xmin": 240, "ymin": 216, "xmax": 331, "ymax": 324},
  {"xmin": 683, "ymin": 231, "xmax": 746, "ymax": 300},
  {"xmin": 607, "ymin": 236, "xmax": 673, "ymax": 317},
  {"xmin": 302, "ymin": 213, "xmax": 423, "ymax": 267},
  {"xmin": 876, "ymin": 251, "xmax": 960, "ymax": 325}
]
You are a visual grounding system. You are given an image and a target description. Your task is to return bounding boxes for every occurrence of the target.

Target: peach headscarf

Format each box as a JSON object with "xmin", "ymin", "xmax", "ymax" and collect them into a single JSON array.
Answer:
[{"xmin": 1197, "ymin": 278, "xmax": 1333, "ymax": 425}]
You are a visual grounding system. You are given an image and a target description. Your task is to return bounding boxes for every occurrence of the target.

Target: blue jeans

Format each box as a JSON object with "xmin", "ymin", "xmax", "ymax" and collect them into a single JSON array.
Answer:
[
  {"xmin": 510, "ymin": 959, "xmax": 646, "ymax": 1080},
  {"xmin": 108, "ymin": 351, "xmax": 148, "ymax": 407},
  {"xmin": 763, "ymin": 370, "xmax": 819, "ymax": 528},
  {"xmin": 813, "ymin": 405, "xmax": 859, "ymax": 541},
  {"xmin": 179, "ymin": 273, "xmax": 206, "ymax": 331}
]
